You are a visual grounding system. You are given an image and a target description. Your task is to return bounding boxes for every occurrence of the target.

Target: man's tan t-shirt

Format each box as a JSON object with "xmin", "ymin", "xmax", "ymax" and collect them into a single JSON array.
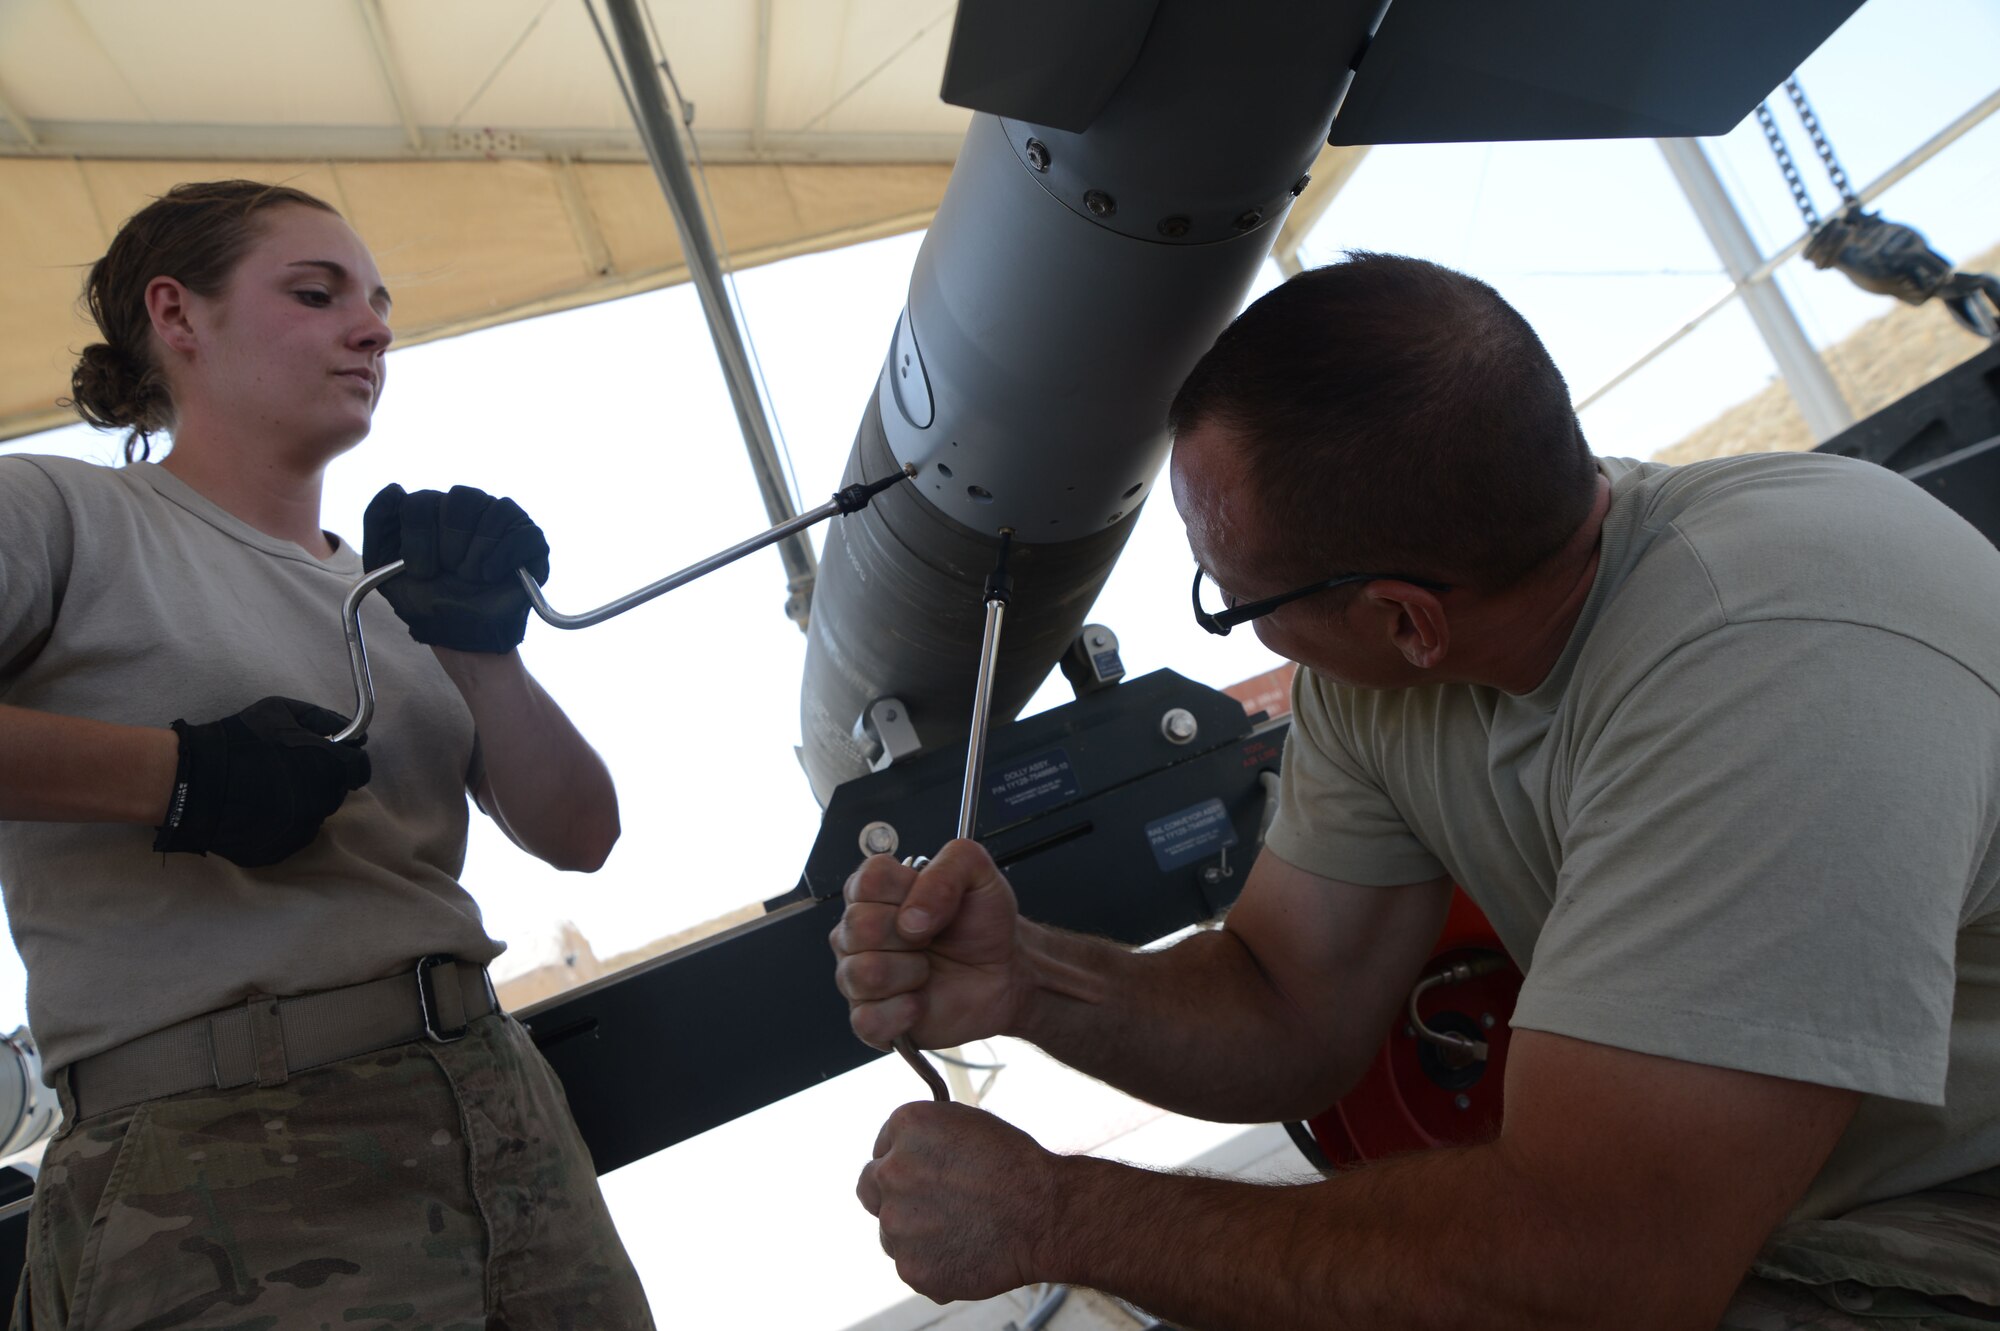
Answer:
[
  {"xmin": 0, "ymin": 456, "xmax": 503, "ymax": 1075},
  {"xmin": 1265, "ymin": 452, "xmax": 2000, "ymax": 1221}
]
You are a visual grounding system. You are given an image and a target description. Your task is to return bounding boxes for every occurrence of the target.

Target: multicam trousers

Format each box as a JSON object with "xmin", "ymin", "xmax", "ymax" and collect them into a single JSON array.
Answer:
[
  {"xmin": 10, "ymin": 1014, "xmax": 654, "ymax": 1330},
  {"xmin": 1718, "ymin": 1189, "xmax": 2000, "ymax": 1330}
]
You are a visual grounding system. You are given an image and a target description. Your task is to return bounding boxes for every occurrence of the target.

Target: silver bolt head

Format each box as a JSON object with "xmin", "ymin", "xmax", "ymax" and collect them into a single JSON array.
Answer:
[
  {"xmin": 1024, "ymin": 137, "xmax": 1050, "ymax": 171},
  {"xmin": 1157, "ymin": 214, "xmax": 1191, "ymax": 239},
  {"xmin": 1233, "ymin": 208, "xmax": 1263, "ymax": 231},
  {"xmin": 1454, "ymin": 1094, "xmax": 1472, "ymax": 1110},
  {"xmin": 858, "ymin": 821, "xmax": 900, "ymax": 857},
  {"xmin": 1084, "ymin": 189, "xmax": 1116, "ymax": 217},
  {"xmin": 1160, "ymin": 708, "xmax": 1199, "ymax": 744}
]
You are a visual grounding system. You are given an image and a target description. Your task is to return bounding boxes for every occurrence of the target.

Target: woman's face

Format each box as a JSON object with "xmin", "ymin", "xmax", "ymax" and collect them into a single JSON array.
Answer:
[{"xmin": 172, "ymin": 204, "xmax": 394, "ymax": 461}]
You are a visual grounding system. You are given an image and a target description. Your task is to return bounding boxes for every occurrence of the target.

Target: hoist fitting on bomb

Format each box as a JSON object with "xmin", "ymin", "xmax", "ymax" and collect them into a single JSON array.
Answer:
[
  {"xmin": 983, "ymin": 529, "xmax": 1016, "ymax": 606},
  {"xmin": 835, "ymin": 463, "xmax": 919, "ymax": 515}
]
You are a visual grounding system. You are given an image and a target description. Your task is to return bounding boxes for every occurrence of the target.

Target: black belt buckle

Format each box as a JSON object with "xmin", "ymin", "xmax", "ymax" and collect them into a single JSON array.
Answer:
[{"xmin": 416, "ymin": 954, "xmax": 470, "ymax": 1043}]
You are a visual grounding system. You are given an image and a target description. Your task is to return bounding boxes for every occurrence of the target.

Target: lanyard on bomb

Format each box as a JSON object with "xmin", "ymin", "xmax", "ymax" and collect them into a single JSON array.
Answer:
[
  {"xmin": 329, "ymin": 466, "xmax": 913, "ymax": 745},
  {"xmin": 892, "ymin": 527, "xmax": 1016, "ymax": 1104}
]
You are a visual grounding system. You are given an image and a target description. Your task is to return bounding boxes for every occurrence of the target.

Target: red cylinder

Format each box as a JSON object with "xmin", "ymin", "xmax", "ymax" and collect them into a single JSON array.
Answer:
[{"xmin": 1303, "ymin": 887, "xmax": 1521, "ymax": 1168}]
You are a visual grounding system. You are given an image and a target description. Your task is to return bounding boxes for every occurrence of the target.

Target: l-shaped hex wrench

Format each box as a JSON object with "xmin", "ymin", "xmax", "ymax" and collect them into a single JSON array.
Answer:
[{"xmin": 331, "ymin": 466, "xmax": 914, "ymax": 745}]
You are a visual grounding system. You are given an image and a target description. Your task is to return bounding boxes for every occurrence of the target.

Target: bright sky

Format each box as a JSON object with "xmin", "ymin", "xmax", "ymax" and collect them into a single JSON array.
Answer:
[{"xmin": 3, "ymin": 2, "xmax": 1998, "ymax": 1325}]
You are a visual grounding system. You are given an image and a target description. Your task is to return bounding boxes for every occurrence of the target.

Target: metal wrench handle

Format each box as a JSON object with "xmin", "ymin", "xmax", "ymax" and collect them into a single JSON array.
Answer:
[
  {"xmin": 527, "ymin": 464, "xmax": 914, "ymax": 629},
  {"xmin": 892, "ymin": 1039, "xmax": 950, "ymax": 1102},
  {"xmin": 521, "ymin": 494, "xmax": 835, "ymax": 630},
  {"xmin": 332, "ymin": 562, "xmax": 406, "ymax": 744},
  {"xmin": 892, "ymin": 529, "xmax": 1015, "ymax": 1104},
  {"xmin": 329, "ymin": 467, "xmax": 913, "ymax": 745},
  {"xmin": 892, "ymin": 856, "xmax": 953, "ymax": 1105},
  {"xmin": 956, "ymin": 597, "xmax": 1007, "ymax": 842}
]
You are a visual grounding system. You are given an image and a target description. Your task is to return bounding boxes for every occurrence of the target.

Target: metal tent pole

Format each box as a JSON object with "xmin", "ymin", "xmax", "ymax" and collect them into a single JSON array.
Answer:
[
  {"xmin": 1656, "ymin": 136, "xmax": 1853, "ymax": 443},
  {"xmin": 1578, "ymin": 89, "xmax": 2000, "ymax": 413},
  {"xmin": 600, "ymin": 0, "xmax": 819, "ymax": 630}
]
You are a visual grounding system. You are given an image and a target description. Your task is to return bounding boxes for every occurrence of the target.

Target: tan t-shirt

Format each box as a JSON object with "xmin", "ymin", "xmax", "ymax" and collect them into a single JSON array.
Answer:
[
  {"xmin": 1266, "ymin": 452, "xmax": 2000, "ymax": 1221},
  {"xmin": 0, "ymin": 456, "xmax": 503, "ymax": 1074}
]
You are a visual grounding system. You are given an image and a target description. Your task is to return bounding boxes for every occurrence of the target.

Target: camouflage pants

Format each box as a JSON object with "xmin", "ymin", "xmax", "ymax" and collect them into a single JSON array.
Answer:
[
  {"xmin": 1717, "ymin": 1189, "xmax": 2000, "ymax": 1330},
  {"xmin": 10, "ymin": 1014, "xmax": 654, "ymax": 1331}
]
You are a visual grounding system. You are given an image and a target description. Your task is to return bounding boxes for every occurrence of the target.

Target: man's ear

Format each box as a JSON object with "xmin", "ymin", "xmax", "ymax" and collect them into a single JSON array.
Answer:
[
  {"xmin": 1366, "ymin": 581, "xmax": 1449, "ymax": 670},
  {"xmin": 144, "ymin": 275, "xmax": 198, "ymax": 357}
]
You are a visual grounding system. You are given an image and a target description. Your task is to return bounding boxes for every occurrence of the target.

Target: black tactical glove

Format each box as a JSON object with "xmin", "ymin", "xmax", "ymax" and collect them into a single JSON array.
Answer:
[
  {"xmin": 362, "ymin": 484, "xmax": 551, "ymax": 653},
  {"xmin": 152, "ymin": 697, "xmax": 372, "ymax": 869}
]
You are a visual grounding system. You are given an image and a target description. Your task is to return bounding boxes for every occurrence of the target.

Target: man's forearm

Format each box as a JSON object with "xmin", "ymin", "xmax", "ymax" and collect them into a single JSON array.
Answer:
[
  {"xmin": 1045, "ymin": 1144, "xmax": 1686, "ymax": 1331},
  {"xmin": 1007, "ymin": 921, "xmax": 1359, "ymax": 1122},
  {"xmin": 435, "ymin": 650, "xmax": 619, "ymax": 871},
  {"xmin": 0, "ymin": 703, "xmax": 177, "ymax": 825}
]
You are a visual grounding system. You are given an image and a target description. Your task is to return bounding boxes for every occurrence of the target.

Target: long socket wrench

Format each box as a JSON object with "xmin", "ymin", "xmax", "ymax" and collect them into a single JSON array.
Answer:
[
  {"xmin": 330, "ymin": 467, "xmax": 914, "ymax": 744},
  {"xmin": 892, "ymin": 529, "xmax": 1015, "ymax": 1103}
]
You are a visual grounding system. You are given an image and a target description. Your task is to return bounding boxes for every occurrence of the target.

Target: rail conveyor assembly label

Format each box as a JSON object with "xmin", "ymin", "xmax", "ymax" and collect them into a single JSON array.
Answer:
[{"xmin": 1145, "ymin": 798, "xmax": 1238, "ymax": 873}]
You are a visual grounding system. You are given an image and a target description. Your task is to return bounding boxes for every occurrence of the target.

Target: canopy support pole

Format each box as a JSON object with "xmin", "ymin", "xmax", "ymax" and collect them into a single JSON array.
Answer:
[
  {"xmin": 601, "ymin": 0, "xmax": 819, "ymax": 630},
  {"xmin": 1657, "ymin": 135, "xmax": 1853, "ymax": 443}
]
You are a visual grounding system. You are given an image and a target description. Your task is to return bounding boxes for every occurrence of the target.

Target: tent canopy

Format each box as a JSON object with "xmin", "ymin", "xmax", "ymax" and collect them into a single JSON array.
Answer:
[{"xmin": 0, "ymin": 1, "xmax": 974, "ymax": 441}]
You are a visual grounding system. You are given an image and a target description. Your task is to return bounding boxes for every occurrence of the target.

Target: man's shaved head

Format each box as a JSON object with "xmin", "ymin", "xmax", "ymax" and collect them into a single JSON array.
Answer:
[{"xmin": 1169, "ymin": 252, "xmax": 1597, "ymax": 593}]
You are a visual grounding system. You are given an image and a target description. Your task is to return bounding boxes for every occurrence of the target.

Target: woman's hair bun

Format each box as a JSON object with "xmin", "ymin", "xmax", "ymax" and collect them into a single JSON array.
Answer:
[{"xmin": 65, "ymin": 341, "xmax": 172, "ymax": 459}]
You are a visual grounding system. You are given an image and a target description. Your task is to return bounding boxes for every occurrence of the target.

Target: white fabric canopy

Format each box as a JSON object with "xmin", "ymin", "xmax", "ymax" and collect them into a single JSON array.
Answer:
[
  {"xmin": 0, "ymin": 0, "xmax": 972, "ymax": 440},
  {"xmin": 0, "ymin": 1, "xmax": 1371, "ymax": 443}
]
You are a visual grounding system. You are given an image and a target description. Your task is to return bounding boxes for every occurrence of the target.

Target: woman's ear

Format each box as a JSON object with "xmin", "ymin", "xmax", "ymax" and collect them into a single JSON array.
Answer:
[{"xmin": 144, "ymin": 275, "xmax": 198, "ymax": 356}]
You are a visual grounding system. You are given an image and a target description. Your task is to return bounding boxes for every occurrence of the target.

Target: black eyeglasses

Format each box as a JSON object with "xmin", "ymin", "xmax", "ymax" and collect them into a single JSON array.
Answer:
[{"xmin": 1192, "ymin": 565, "xmax": 1450, "ymax": 636}]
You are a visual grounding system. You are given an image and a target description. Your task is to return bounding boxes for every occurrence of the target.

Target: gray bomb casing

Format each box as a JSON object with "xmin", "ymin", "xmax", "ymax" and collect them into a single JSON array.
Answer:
[{"xmin": 799, "ymin": 2, "xmax": 1366, "ymax": 803}]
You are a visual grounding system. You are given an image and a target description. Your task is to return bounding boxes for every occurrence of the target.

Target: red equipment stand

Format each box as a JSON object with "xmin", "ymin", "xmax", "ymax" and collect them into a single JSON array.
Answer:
[{"xmin": 1295, "ymin": 886, "xmax": 1523, "ymax": 1170}]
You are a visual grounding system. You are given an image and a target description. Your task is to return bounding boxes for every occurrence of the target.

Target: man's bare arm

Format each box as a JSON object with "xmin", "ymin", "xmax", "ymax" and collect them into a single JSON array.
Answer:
[
  {"xmin": 865, "ymin": 1031, "xmax": 1860, "ymax": 1330},
  {"xmin": 836, "ymin": 841, "xmax": 1453, "ymax": 1122},
  {"xmin": 1010, "ymin": 857, "xmax": 1454, "ymax": 1120}
]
